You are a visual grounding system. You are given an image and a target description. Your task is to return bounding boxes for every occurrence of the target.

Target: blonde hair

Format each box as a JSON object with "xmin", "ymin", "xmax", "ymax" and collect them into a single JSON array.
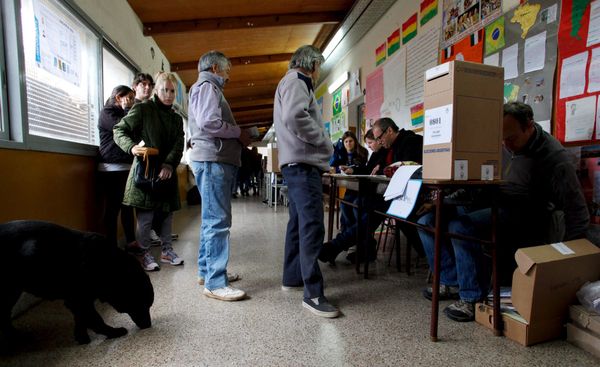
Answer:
[{"xmin": 153, "ymin": 72, "xmax": 178, "ymax": 98}]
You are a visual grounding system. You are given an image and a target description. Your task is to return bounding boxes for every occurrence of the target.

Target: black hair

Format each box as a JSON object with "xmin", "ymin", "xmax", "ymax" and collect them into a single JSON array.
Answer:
[
  {"xmin": 105, "ymin": 85, "xmax": 133, "ymax": 107},
  {"xmin": 503, "ymin": 101, "xmax": 534, "ymax": 130}
]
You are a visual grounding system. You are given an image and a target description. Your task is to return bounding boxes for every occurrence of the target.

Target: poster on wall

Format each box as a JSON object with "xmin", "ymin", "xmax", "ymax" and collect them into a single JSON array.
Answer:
[
  {"xmin": 440, "ymin": 28, "xmax": 484, "ymax": 62},
  {"xmin": 365, "ymin": 67, "xmax": 384, "ymax": 124},
  {"xmin": 402, "ymin": 13, "xmax": 418, "ymax": 44},
  {"xmin": 555, "ymin": 0, "xmax": 600, "ymax": 142},
  {"xmin": 388, "ymin": 29, "xmax": 401, "ymax": 56},
  {"xmin": 421, "ymin": 0, "xmax": 439, "ymax": 26},
  {"xmin": 332, "ymin": 88, "xmax": 343, "ymax": 116},
  {"xmin": 381, "ymin": 49, "xmax": 411, "ymax": 129},
  {"xmin": 349, "ymin": 69, "xmax": 362, "ymax": 101},
  {"xmin": 376, "ymin": 42, "xmax": 387, "ymax": 66},
  {"xmin": 331, "ymin": 112, "xmax": 346, "ymax": 142},
  {"xmin": 442, "ymin": 0, "xmax": 502, "ymax": 49},
  {"xmin": 33, "ymin": 0, "xmax": 82, "ymax": 86}
]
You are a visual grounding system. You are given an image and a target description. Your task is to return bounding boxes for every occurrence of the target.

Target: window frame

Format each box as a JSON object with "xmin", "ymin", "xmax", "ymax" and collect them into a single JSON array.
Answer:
[{"xmin": 0, "ymin": 0, "xmax": 139, "ymax": 156}]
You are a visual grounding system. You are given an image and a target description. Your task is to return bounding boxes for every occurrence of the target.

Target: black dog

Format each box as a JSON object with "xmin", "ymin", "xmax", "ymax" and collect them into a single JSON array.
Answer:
[{"xmin": 0, "ymin": 220, "xmax": 154, "ymax": 344}]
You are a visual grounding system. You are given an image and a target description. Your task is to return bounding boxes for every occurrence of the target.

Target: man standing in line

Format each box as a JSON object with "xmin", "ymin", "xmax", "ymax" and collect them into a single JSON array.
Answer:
[
  {"xmin": 188, "ymin": 51, "xmax": 252, "ymax": 301},
  {"xmin": 274, "ymin": 45, "xmax": 339, "ymax": 318}
]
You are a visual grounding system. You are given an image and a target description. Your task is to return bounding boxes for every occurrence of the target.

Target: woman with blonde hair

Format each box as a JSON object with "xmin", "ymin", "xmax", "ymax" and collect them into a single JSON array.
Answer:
[{"xmin": 114, "ymin": 72, "xmax": 185, "ymax": 271}]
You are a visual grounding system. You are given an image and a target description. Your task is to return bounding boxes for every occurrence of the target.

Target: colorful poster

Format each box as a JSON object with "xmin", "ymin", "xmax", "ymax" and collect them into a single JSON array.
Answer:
[
  {"xmin": 410, "ymin": 103, "xmax": 425, "ymax": 125},
  {"xmin": 504, "ymin": 83, "xmax": 521, "ymax": 102},
  {"xmin": 442, "ymin": 0, "xmax": 501, "ymax": 48},
  {"xmin": 365, "ymin": 68, "xmax": 384, "ymax": 123},
  {"xmin": 387, "ymin": 29, "xmax": 400, "ymax": 56},
  {"xmin": 332, "ymin": 88, "xmax": 342, "ymax": 116},
  {"xmin": 485, "ymin": 16, "xmax": 506, "ymax": 55},
  {"xmin": 402, "ymin": 13, "xmax": 418, "ymax": 44},
  {"xmin": 420, "ymin": 0, "xmax": 439, "ymax": 26},
  {"xmin": 376, "ymin": 43, "xmax": 386, "ymax": 66},
  {"xmin": 440, "ymin": 28, "xmax": 483, "ymax": 63},
  {"xmin": 510, "ymin": 2, "xmax": 542, "ymax": 39}
]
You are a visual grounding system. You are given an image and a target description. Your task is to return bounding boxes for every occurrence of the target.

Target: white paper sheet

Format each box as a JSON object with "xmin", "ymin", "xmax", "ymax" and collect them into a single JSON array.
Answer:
[
  {"xmin": 386, "ymin": 180, "xmax": 423, "ymax": 219},
  {"xmin": 538, "ymin": 119, "xmax": 551, "ymax": 133},
  {"xmin": 560, "ymin": 51, "xmax": 589, "ymax": 99},
  {"xmin": 587, "ymin": 0, "xmax": 600, "ymax": 47},
  {"xmin": 524, "ymin": 31, "xmax": 547, "ymax": 73},
  {"xmin": 484, "ymin": 53, "xmax": 499, "ymax": 67},
  {"xmin": 502, "ymin": 44, "xmax": 519, "ymax": 80},
  {"xmin": 424, "ymin": 104, "xmax": 453, "ymax": 145},
  {"xmin": 542, "ymin": 4, "xmax": 558, "ymax": 24},
  {"xmin": 588, "ymin": 47, "xmax": 600, "ymax": 93},
  {"xmin": 383, "ymin": 165, "xmax": 423, "ymax": 201},
  {"xmin": 565, "ymin": 95, "xmax": 596, "ymax": 142}
]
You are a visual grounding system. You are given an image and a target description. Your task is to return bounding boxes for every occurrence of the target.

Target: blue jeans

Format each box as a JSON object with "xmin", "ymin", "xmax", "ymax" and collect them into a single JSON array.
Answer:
[
  {"xmin": 190, "ymin": 161, "xmax": 238, "ymax": 290},
  {"xmin": 417, "ymin": 208, "xmax": 491, "ymax": 302},
  {"xmin": 281, "ymin": 164, "xmax": 325, "ymax": 299},
  {"xmin": 340, "ymin": 191, "xmax": 358, "ymax": 230}
]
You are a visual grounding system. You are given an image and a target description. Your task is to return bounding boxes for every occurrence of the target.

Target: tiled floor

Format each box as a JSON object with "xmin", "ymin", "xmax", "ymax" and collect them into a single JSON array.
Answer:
[{"xmin": 2, "ymin": 195, "xmax": 598, "ymax": 366}]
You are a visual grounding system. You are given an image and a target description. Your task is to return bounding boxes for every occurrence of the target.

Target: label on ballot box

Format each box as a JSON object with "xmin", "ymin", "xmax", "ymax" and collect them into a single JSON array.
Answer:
[
  {"xmin": 481, "ymin": 165, "xmax": 494, "ymax": 180},
  {"xmin": 454, "ymin": 160, "xmax": 468, "ymax": 180}
]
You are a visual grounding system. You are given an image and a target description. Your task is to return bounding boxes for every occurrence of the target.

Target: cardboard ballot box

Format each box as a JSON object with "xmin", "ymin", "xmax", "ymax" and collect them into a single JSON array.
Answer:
[
  {"xmin": 266, "ymin": 146, "xmax": 280, "ymax": 173},
  {"xmin": 510, "ymin": 240, "xmax": 600, "ymax": 345},
  {"xmin": 422, "ymin": 61, "xmax": 504, "ymax": 180}
]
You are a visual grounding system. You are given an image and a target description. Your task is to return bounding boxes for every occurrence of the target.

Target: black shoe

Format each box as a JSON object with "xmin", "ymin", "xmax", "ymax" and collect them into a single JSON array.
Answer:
[
  {"xmin": 302, "ymin": 296, "xmax": 340, "ymax": 318},
  {"xmin": 443, "ymin": 300, "xmax": 475, "ymax": 322},
  {"xmin": 422, "ymin": 284, "xmax": 460, "ymax": 301},
  {"xmin": 318, "ymin": 242, "xmax": 342, "ymax": 265}
]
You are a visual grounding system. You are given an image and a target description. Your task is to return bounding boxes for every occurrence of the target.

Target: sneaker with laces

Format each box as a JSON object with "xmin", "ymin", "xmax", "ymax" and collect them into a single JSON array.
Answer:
[
  {"xmin": 197, "ymin": 273, "xmax": 240, "ymax": 285},
  {"xmin": 139, "ymin": 252, "xmax": 160, "ymax": 272},
  {"xmin": 302, "ymin": 296, "xmax": 340, "ymax": 318},
  {"xmin": 444, "ymin": 300, "xmax": 475, "ymax": 322},
  {"xmin": 422, "ymin": 284, "xmax": 460, "ymax": 301},
  {"xmin": 203, "ymin": 286, "xmax": 246, "ymax": 301},
  {"xmin": 160, "ymin": 248, "xmax": 184, "ymax": 266}
]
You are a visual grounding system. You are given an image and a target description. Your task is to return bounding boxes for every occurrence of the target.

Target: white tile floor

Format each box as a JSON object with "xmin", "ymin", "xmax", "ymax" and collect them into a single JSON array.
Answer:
[{"xmin": 3, "ymin": 195, "xmax": 599, "ymax": 366}]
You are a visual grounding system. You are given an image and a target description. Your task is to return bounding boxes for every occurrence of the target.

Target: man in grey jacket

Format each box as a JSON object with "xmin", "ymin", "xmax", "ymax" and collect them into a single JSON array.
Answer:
[
  {"xmin": 188, "ymin": 50, "xmax": 252, "ymax": 302},
  {"xmin": 274, "ymin": 45, "xmax": 339, "ymax": 318}
]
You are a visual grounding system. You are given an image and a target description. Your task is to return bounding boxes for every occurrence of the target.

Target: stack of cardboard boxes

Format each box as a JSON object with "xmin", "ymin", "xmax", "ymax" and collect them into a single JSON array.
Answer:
[
  {"xmin": 266, "ymin": 143, "xmax": 279, "ymax": 173},
  {"xmin": 567, "ymin": 303, "xmax": 600, "ymax": 358},
  {"xmin": 475, "ymin": 239, "xmax": 600, "ymax": 346}
]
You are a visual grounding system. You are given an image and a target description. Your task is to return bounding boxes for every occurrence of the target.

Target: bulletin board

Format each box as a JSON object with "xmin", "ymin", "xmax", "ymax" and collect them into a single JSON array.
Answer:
[
  {"xmin": 486, "ymin": 0, "xmax": 560, "ymax": 130},
  {"xmin": 555, "ymin": 0, "xmax": 600, "ymax": 143}
]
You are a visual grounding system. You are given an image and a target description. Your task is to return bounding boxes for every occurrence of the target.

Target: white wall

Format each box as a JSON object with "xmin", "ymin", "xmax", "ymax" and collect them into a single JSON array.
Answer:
[{"xmin": 73, "ymin": 0, "xmax": 169, "ymax": 75}]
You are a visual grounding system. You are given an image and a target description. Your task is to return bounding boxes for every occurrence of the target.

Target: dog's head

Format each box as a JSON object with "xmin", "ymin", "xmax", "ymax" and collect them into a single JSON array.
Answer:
[{"xmin": 88, "ymin": 236, "xmax": 154, "ymax": 329}]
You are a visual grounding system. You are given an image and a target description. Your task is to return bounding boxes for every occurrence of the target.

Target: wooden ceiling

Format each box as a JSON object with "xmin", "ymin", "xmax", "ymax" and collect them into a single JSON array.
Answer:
[{"xmin": 127, "ymin": 0, "xmax": 356, "ymax": 134}]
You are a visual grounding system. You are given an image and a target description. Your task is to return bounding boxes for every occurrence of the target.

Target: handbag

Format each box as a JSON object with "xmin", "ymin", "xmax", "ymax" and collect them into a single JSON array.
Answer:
[{"xmin": 133, "ymin": 147, "xmax": 174, "ymax": 195}]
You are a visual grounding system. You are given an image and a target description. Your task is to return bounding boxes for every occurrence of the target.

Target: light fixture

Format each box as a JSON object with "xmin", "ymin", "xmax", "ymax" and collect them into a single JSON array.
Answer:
[
  {"xmin": 327, "ymin": 71, "xmax": 349, "ymax": 94},
  {"xmin": 323, "ymin": 29, "xmax": 344, "ymax": 60}
]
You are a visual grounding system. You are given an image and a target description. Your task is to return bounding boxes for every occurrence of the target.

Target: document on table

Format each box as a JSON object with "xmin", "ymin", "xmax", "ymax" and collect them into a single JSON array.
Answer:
[
  {"xmin": 383, "ymin": 165, "xmax": 422, "ymax": 201},
  {"xmin": 387, "ymin": 180, "xmax": 423, "ymax": 219},
  {"xmin": 524, "ymin": 31, "xmax": 546, "ymax": 73},
  {"xmin": 560, "ymin": 51, "xmax": 588, "ymax": 99}
]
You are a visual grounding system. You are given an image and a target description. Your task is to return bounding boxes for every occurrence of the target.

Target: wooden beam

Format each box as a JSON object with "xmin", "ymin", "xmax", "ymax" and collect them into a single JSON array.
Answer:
[
  {"xmin": 237, "ymin": 121, "xmax": 273, "ymax": 128},
  {"xmin": 229, "ymin": 97, "xmax": 274, "ymax": 109},
  {"xmin": 172, "ymin": 53, "xmax": 292, "ymax": 72},
  {"xmin": 231, "ymin": 103, "xmax": 274, "ymax": 113},
  {"xmin": 144, "ymin": 12, "xmax": 344, "ymax": 35},
  {"xmin": 186, "ymin": 78, "xmax": 280, "ymax": 91}
]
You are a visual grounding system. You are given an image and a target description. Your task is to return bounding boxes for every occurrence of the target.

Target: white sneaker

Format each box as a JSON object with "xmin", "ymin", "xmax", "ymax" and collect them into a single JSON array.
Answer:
[
  {"xmin": 203, "ymin": 286, "xmax": 246, "ymax": 301},
  {"xmin": 150, "ymin": 230, "xmax": 161, "ymax": 245},
  {"xmin": 197, "ymin": 273, "xmax": 240, "ymax": 285}
]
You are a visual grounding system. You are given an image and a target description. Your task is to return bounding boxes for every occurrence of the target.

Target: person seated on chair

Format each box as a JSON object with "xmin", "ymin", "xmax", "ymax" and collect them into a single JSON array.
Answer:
[
  {"xmin": 320, "ymin": 118, "xmax": 423, "ymax": 265},
  {"xmin": 416, "ymin": 101, "xmax": 589, "ymax": 322},
  {"xmin": 329, "ymin": 131, "xmax": 368, "ymax": 232}
]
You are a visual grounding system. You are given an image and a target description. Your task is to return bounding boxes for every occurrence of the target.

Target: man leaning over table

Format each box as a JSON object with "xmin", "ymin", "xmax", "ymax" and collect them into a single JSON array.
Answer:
[{"xmin": 416, "ymin": 102, "xmax": 589, "ymax": 322}]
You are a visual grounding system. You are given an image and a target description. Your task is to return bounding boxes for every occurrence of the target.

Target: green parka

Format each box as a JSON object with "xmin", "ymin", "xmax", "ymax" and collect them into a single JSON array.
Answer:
[{"xmin": 113, "ymin": 96, "xmax": 184, "ymax": 212}]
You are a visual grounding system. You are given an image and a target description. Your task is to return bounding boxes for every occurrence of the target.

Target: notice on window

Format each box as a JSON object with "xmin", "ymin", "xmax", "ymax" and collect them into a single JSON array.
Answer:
[
  {"xmin": 33, "ymin": 0, "xmax": 82, "ymax": 86},
  {"xmin": 565, "ymin": 95, "xmax": 596, "ymax": 142},
  {"xmin": 560, "ymin": 51, "xmax": 588, "ymax": 99},
  {"xmin": 587, "ymin": 0, "xmax": 600, "ymax": 48},
  {"xmin": 524, "ymin": 31, "xmax": 546, "ymax": 73},
  {"xmin": 424, "ymin": 104, "xmax": 453, "ymax": 145}
]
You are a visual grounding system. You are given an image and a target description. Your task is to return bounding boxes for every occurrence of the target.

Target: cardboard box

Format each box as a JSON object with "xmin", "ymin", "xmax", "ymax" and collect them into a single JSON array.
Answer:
[
  {"xmin": 570, "ymin": 305, "xmax": 600, "ymax": 336},
  {"xmin": 511, "ymin": 240, "xmax": 600, "ymax": 344},
  {"xmin": 567, "ymin": 322, "xmax": 600, "ymax": 359},
  {"xmin": 266, "ymin": 147, "xmax": 279, "ymax": 172},
  {"xmin": 422, "ymin": 61, "xmax": 504, "ymax": 180}
]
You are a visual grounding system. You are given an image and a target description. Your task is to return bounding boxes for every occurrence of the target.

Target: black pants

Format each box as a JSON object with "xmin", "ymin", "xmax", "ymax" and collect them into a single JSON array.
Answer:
[{"xmin": 99, "ymin": 171, "xmax": 135, "ymax": 246}]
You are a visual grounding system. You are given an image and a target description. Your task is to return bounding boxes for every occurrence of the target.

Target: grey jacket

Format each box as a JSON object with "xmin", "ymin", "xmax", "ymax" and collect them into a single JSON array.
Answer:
[
  {"xmin": 273, "ymin": 69, "xmax": 333, "ymax": 171},
  {"xmin": 188, "ymin": 71, "xmax": 242, "ymax": 167}
]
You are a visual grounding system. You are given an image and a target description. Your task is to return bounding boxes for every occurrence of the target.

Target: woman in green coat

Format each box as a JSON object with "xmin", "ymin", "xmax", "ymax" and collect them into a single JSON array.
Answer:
[{"xmin": 114, "ymin": 72, "xmax": 185, "ymax": 271}]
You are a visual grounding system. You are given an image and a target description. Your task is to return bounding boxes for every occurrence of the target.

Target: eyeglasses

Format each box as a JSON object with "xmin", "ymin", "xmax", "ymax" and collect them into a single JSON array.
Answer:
[{"xmin": 374, "ymin": 127, "xmax": 388, "ymax": 142}]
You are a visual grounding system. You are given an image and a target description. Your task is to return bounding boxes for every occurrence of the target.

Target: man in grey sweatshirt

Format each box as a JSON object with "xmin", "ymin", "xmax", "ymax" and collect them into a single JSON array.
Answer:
[
  {"xmin": 274, "ymin": 45, "xmax": 339, "ymax": 318},
  {"xmin": 188, "ymin": 51, "xmax": 252, "ymax": 302}
]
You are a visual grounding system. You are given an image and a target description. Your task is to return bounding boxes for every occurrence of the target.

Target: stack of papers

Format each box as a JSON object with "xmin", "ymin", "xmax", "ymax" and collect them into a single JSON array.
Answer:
[{"xmin": 385, "ymin": 165, "xmax": 423, "ymax": 219}]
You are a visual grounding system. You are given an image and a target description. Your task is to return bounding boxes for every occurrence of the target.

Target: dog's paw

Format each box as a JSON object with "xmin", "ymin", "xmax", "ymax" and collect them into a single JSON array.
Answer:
[{"xmin": 105, "ymin": 327, "xmax": 128, "ymax": 339}]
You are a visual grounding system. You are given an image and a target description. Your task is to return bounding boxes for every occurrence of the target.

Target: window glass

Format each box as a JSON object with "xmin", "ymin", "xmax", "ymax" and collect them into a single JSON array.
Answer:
[
  {"xmin": 102, "ymin": 47, "xmax": 135, "ymax": 106},
  {"xmin": 20, "ymin": 0, "xmax": 100, "ymax": 145}
]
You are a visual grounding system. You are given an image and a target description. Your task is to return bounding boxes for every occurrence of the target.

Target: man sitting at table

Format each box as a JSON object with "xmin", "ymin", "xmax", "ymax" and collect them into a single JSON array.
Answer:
[
  {"xmin": 417, "ymin": 102, "xmax": 589, "ymax": 322},
  {"xmin": 319, "ymin": 118, "xmax": 423, "ymax": 264}
]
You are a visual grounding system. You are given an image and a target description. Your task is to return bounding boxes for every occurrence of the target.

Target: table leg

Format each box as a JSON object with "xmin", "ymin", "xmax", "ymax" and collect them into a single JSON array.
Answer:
[
  {"xmin": 491, "ymin": 200, "xmax": 502, "ymax": 336},
  {"xmin": 327, "ymin": 177, "xmax": 336, "ymax": 242},
  {"xmin": 431, "ymin": 189, "xmax": 444, "ymax": 342}
]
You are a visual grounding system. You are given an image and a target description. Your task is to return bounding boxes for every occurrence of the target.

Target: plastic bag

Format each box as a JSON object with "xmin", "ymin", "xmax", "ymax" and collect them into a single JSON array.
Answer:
[{"xmin": 576, "ymin": 280, "xmax": 600, "ymax": 314}]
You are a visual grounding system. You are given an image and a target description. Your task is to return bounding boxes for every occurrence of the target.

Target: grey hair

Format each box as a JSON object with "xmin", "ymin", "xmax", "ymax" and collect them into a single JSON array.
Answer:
[
  {"xmin": 288, "ymin": 45, "xmax": 325, "ymax": 72},
  {"xmin": 198, "ymin": 51, "xmax": 231, "ymax": 73},
  {"xmin": 504, "ymin": 102, "xmax": 534, "ymax": 130},
  {"xmin": 373, "ymin": 117, "xmax": 399, "ymax": 133}
]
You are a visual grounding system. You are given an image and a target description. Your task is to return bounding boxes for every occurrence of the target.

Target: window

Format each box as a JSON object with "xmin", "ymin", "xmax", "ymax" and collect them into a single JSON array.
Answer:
[
  {"xmin": 0, "ymin": 5, "xmax": 8, "ymax": 140},
  {"xmin": 20, "ymin": 0, "xmax": 100, "ymax": 145},
  {"xmin": 102, "ymin": 46, "xmax": 135, "ymax": 105}
]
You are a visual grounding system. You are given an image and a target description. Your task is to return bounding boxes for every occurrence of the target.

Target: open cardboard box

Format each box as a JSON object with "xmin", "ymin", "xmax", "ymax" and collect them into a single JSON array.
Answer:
[{"xmin": 509, "ymin": 239, "xmax": 600, "ymax": 345}]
